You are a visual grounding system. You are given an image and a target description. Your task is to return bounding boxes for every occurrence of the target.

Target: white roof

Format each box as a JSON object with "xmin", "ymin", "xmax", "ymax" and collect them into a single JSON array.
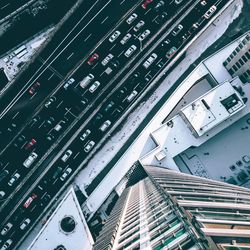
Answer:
[
  {"xmin": 180, "ymin": 81, "xmax": 245, "ymax": 137},
  {"xmin": 28, "ymin": 187, "xmax": 94, "ymax": 250}
]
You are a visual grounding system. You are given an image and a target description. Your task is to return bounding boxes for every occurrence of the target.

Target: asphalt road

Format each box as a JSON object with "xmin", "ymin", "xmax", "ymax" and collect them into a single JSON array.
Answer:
[{"xmin": 0, "ymin": 0, "xmax": 230, "ymax": 249}]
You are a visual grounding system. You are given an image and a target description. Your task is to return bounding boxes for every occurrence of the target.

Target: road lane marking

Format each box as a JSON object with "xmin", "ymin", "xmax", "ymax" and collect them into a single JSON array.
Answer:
[
  {"xmin": 101, "ymin": 16, "xmax": 109, "ymax": 24},
  {"xmin": 12, "ymin": 112, "xmax": 19, "ymax": 120},
  {"xmin": 110, "ymin": 43, "xmax": 117, "ymax": 51},
  {"xmin": 120, "ymin": 0, "xmax": 125, "ymax": 5},
  {"xmin": 47, "ymin": 73, "xmax": 55, "ymax": 80},
  {"xmin": 66, "ymin": 52, "xmax": 74, "ymax": 60},
  {"xmin": 84, "ymin": 33, "xmax": 92, "ymax": 42}
]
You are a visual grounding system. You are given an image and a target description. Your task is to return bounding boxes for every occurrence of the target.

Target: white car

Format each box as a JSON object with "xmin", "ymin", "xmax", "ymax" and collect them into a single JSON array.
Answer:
[
  {"xmin": 99, "ymin": 120, "xmax": 111, "ymax": 132},
  {"xmin": 63, "ymin": 78, "xmax": 75, "ymax": 90},
  {"xmin": 44, "ymin": 96, "xmax": 56, "ymax": 108},
  {"xmin": 20, "ymin": 218, "xmax": 31, "ymax": 230},
  {"xmin": 126, "ymin": 13, "xmax": 138, "ymax": 24},
  {"xmin": 120, "ymin": 33, "xmax": 132, "ymax": 45},
  {"xmin": 175, "ymin": 0, "xmax": 183, "ymax": 4},
  {"xmin": 8, "ymin": 173, "xmax": 20, "ymax": 186},
  {"xmin": 80, "ymin": 74, "xmax": 94, "ymax": 88},
  {"xmin": 89, "ymin": 81, "xmax": 100, "ymax": 93},
  {"xmin": 0, "ymin": 239, "xmax": 13, "ymax": 250},
  {"xmin": 124, "ymin": 45, "xmax": 137, "ymax": 57},
  {"xmin": 23, "ymin": 152, "xmax": 38, "ymax": 168},
  {"xmin": 138, "ymin": 29, "xmax": 151, "ymax": 41},
  {"xmin": 204, "ymin": 5, "xmax": 217, "ymax": 19},
  {"xmin": 84, "ymin": 141, "xmax": 95, "ymax": 153},
  {"xmin": 80, "ymin": 129, "xmax": 91, "ymax": 141},
  {"xmin": 126, "ymin": 90, "xmax": 138, "ymax": 102},
  {"xmin": 143, "ymin": 53, "xmax": 158, "ymax": 69},
  {"xmin": 60, "ymin": 168, "xmax": 72, "ymax": 181},
  {"xmin": 109, "ymin": 30, "xmax": 121, "ymax": 43},
  {"xmin": 133, "ymin": 20, "xmax": 145, "ymax": 32},
  {"xmin": 0, "ymin": 223, "xmax": 13, "ymax": 236},
  {"xmin": 61, "ymin": 150, "xmax": 73, "ymax": 162},
  {"xmin": 101, "ymin": 54, "xmax": 114, "ymax": 66}
]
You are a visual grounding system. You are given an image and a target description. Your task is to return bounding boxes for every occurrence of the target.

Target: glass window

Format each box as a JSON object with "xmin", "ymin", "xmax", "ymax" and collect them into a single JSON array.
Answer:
[
  {"xmin": 228, "ymin": 68, "xmax": 234, "ymax": 75},
  {"xmin": 236, "ymin": 47, "xmax": 240, "ymax": 52},
  {"xmin": 242, "ymin": 39, "xmax": 247, "ymax": 45},
  {"xmin": 233, "ymin": 50, "xmax": 237, "ymax": 56},
  {"xmin": 246, "ymin": 52, "xmax": 250, "ymax": 60},
  {"xmin": 239, "ymin": 43, "xmax": 243, "ymax": 49},
  {"xmin": 242, "ymin": 55, "xmax": 247, "ymax": 62},
  {"xmin": 232, "ymin": 65, "xmax": 238, "ymax": 71},
  {"xmin": 236, "ymin": 62, "xmax": 241, "ymax": 68}
]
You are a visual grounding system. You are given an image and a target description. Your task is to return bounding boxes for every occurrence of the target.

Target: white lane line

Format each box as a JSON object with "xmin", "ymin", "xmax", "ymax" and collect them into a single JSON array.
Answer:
[
  {"xmin": 92, "ymin": 63, "xmax": 98, "ymax": 70},
  {"xmin": 110, "ymin": 43, "xmax": 117, "ymax": 51},
  {"xmin": 30, "ymin": 92, "xmax": 37, "ymax": 100},
  {"xmin": 1, "ymin": 3, "xmax": 10, "ymax": 10},
  {"xmin": 12, "ymin": 112, "xmax": 19, "ymax": 120},
  {"xmin": 47, "ymin": 73, "xmax": 54, "ymax": 80},
  {"xmin": 101, "ymin": 16, "xmax": 109, "ymax": 24},
  {"xmin": 56, "ymin": 100, "xmax": 64, "ymax": 109},
  {"xmin": 66, "ymin": 52, "xmax": 74, "ymax": 60},
  {"xmin": 117, "ymin": 50, "xmax": 125, "ymax": 58},
  {"xmin": 120, "ymin": 0, "xmax": 125, "ymax": 5},
  {"xmin": 144, "ymin": 8, "xmax": 151, "ymax": 15},
  {"xmin": 73, "ymin": 152, "xmax": 80, "ymax": 159},
  {"xmin": 84, "ymin": 33, "xmax": 92, "ymax": 42}
]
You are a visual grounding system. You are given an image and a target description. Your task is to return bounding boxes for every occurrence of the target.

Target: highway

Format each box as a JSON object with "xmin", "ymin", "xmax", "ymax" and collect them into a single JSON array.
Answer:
[{"xmin": 0, "ymin": 0, "xmax": 230, "ymax": 249}]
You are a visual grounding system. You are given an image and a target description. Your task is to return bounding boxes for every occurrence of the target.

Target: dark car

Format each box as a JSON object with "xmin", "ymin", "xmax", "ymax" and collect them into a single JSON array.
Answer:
[
  {"xmin": 13, "ymin": 135, "xmax": 26, "ymax": 148},
  {"xmin": 93, "ymin": 113, "xmax": 103, "ymax": 126}
]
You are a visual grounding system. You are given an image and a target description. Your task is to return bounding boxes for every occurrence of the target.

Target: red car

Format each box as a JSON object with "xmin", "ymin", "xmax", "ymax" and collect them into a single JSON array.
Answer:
[
  {"xmin": 28, "ymin": 82, "xmax": 41, "ymax": 95},
  {"xmin": 23, "ymin": 193, "xmax": 37, "ymax": 209},
  {"xmin": 87, "ymin": 53, "xmax": 99, "ymax": 65},
  {"xmin": 142, "ymin": 0, "xmax": 153, "ymax": 9},
  {"xmin": 24, "ymin": 138, "xmax": 37, "ymax": 150}
]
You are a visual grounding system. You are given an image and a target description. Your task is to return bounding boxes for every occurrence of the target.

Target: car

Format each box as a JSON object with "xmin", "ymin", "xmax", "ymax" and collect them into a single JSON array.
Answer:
[
  {"xmin": 192, "ymin": 22, "xmax": 199, "ymax": 29},
  {"xmin": 111, "ymin": 106, "xmax": 124, "ymax": 118},
  {"xmin": 201, "ymin": 0, "xmax": 207, "ymax": 6},
  {"xmin": 80, "ymin": 129, "xmax": 91, "ymax": 141},
  {"xmin": 0, "ymin": 239, "xmax": 13, "ymax": 250},
  {"xmin": 63, "ymin": 78, "xmax": 75, "ymax": 90},
  {"xmin": 126, "ymin": 13, "xmax": 138, "ymax": 24},
  {"xmin": 89, "ymin": 81, "xmax": 100, "ymax": 93},
  {"xmin": 23, "ymin": 152, "xmax": 38, "ymax": 168},
  {"xmin": 20, "ymin": 218, "xmax": 31, "ymax": 230},
  {"xmin": 8, "ymin": 173, "xmax": 20, "ymax": 186},
  {"xmin": 23, "ymin": 194, "xmax": 37, "ymax": 208},
  {"xmin": 142, "ymin": 0, "xmax": 153, "ymax": 9},
  {"xmin": 172, "ymin": 24, "xmax": 183, "ymax": 36},
  {"xmin": 111, "ymin": 60, "xmax": 120, "ymax": 69},
  {"xmin": 154, "ymin": 12, "xmax": 167, "ymax": 24},
  {"xmin": 166, "ymin": 46, "xmax": 178, "ymax": 59},
  {"xmin": 160, "ymin": 39, "xmax": 171, "ymax": 47},
  {"xmin": 143, "ymin": 53, "xmax": 158, "ymax": 69},
  {"xmin": 100, "ymin": 120, "xmax": 111, "ymax": 132},
  {"xmin": 0, "ymin": 170, "xmax": 9, "ymax": 183},
  {"xmin": 93, "ymin": 113, "xmax": 103, "ymax": 126},
  {"xmin": 61, "ymin": 150, "xmax": 73, "ymax": 162},
  {"xmin": 52, "ymin": 166, "xmax": 63, "ymax": 180},
  {"xmin": 43, "ymin": 117, "xmax": 55, "ymax": 128},
  {"xmin": 7, "ymin": 123, "xmax": 17, "ymax": 133},
  {"xmin": 116, "ymin": 87, "xmax": 127, "ymax": 99},
  {"xmin": 40, "ymin": 193, "xmax": 51, "ymax": 206},
  {"xmin": 126, "ymin": 90, "xmax": 138, "ymax": 102},
  {"xmin": 24, "ymin": 138, "xmax": 36, "ymax": 150},
  {"xmin": 28, "ymin": 82, "xmax": 40, "ymax": 95},
  {"xmin": 120, "ymin": 33, "xmax": 132, "ymax": 45},
  {"xmin": 124, "ymin": 45, "xmax": 137, "ymax": 57},
  {"xmin": 145, "ymin": 74, "xmax": 153, "ymax": 82},
  {"xmin": 53, "ymin": 120, "xmax": 66, "ymax": 132},
  {"xmin": 157, "ymin": 60, "xmax": 165, "ymax": 68},
  {"xmin": 0, "ymin": 191, "xmax": 5, "ymax": 199},
  {"xmin": 45, "ymin": 96, "xmax": 57, "ymax": 108},
  {"xmin": 104, "ymin": 101, "xmax": 115, "ymax": 112},
  {"xmin": 87, "ymin": 53, "xmax": 99, "ymax": 65},
  {"xmin": 101, "ymin": 54, "xmax": 114, "ymax": 66},
  {"xmin": 175, "ymin": 0, "xmax": 183, "ymax": 4},
  {"xmin": 154, "ymin": 0, "xmax": 165, "ymax": 12},
  {"xmin": 60, "ymin": 168, "xmax": 72, "ymax": 181},
  {"xmin": 204, "ymin": 5, "xmax": 217, "ymax": 19},
  {"xmin": 133, "ymin": 20, "xmax": 145, "ymax": 32},
  {"xmin": 84, "ymin": 141, "xmax": 95, "ymax": 153},
  {"xmin": 0, "ymin": 223, "xmax": 13, "ymax": 236},
  {"xmin": 138, "ymin": 29, "xmax": 151, "ymax": 41},
  {"xmin": 109, "ymin": 30, "xmax": 121, "ymax": 43},
  {"xmin": 80, "ymin": 74, "xmax": 94, "ymax": 88}
]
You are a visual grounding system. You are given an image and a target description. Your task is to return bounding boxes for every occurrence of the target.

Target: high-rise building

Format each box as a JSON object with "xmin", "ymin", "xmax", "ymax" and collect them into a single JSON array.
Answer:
[{"xmin": 94, "ymin": 165, "xmax": 250, "ymax": 250}]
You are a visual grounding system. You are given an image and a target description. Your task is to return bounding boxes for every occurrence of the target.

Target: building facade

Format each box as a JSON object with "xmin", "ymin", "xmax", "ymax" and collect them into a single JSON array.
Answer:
[{"xmin": 94, "ymin": 165, "xmax": 250, "ymax": 250}]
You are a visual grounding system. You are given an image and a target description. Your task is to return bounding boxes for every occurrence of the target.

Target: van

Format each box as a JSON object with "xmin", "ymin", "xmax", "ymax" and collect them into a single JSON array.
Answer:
[
  {"xmin": 23, "ymin": 152, "xmax": 38, "ymax": 168},
  {"xmin": 143, "ymin": 53, "xmax": 158, "ymax": 69},
  {"xmin": 80, "ymin": 74, "xmax": 94, "ymax": 88},
  {"xmin": 126, "ymin": 90, "xmax": 138, "ymax": 102}
]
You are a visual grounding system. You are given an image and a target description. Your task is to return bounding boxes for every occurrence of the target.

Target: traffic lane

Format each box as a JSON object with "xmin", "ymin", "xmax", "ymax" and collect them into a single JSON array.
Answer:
[
  {"xmin": 0, "ymin": 0, "xmax": 31, "ymax": 19},
  {"xmin": 51, "ymin": 0, "xmax": 141, "ymax": 74}
]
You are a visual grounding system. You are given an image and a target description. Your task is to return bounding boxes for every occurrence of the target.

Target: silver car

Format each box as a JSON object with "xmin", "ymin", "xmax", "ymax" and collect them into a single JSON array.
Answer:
[
  {"xmin": 84, "ymin": 141, "xmax": 95, "ymax": 153},
  {"xmin": 109, "ymin": 30, "xmax": 121, "ymax": 43},
  {"xmin": 23, "ymin": 152, "xmax": 38, "ymax": 168},
  {"xmin": 120, "ymin": 33, "xmax": 132, "ymax": 45},
  {"xmin": 101, "ymin": 54, "xmax": 114, "ymax": 66},
  {"xmin": 133, "ymin": 20, "xmax": 145, "ymax": 32},
  {"xmin": 124, "ymin": 45, "xmax": 137, "ymax": 57},
  {"xmin": 126, "ymin": 13, "xmax": 138, "ymax": 24}
]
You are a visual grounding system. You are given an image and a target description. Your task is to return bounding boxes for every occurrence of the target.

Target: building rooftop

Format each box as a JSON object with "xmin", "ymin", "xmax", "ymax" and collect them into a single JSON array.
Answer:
[{"xmin": 28, "ymin": 187, "xmax": 93, "ymax": 250}]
